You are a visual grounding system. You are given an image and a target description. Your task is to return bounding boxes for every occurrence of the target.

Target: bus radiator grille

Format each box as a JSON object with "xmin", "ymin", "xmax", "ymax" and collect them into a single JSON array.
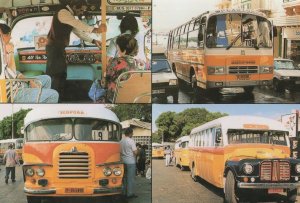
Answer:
[
  {"xmin": 229, "ymin": 66, "xmax": 258, "ymax": 74},
  {"xmin": 260, "ymin": 160, "xmax": 290, "ymax": 182},
  {"xmin": 58, "ymin": 152, "xmax": 90, "ymax": 179}
]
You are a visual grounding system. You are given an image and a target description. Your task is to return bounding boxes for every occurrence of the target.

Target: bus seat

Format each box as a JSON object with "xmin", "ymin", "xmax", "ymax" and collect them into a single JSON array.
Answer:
[
  {"xmin": 113, "ymin": 71, "xmax": 151, "ymax": 103},
  {"xmin": 67, "ymin": 65, "xmax": 95, "ymax": 81}
]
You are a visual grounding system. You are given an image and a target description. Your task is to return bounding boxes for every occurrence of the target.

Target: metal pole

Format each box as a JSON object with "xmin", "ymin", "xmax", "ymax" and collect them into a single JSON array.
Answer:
[
  {"xmin": 101, "ymin": 0, "xmax": 107, "ymax": 81},
  {"xmin": 296, "ymin": 110, "xmax": 299, "ymax": 138},
  {"xmin": 11, "ymin": 104, "xmax": 14, "ymax": 139}
]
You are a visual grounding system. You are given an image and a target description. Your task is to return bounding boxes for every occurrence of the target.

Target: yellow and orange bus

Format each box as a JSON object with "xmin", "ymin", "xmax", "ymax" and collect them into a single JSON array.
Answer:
[
  {"xmin": 167, "ymin": 10, "xmax": 274, "ymax": 97},
  {"xmin": 0, "ymin": 138, "xmax": 24, "ymax": 164},
  {"xmin": 152, "ymin": 143, "xmax": 164, "ymax": 159},
  {"xmin": 189, "ymin": 115, "xmax": 300, "ymax": 203},
  {"xmin": 22, "ymin": 105, "xmax": 124, "ymax": 203},
  {"xmin": 174, "ymin": 135, "xmax": 190, "ymax": 171}
]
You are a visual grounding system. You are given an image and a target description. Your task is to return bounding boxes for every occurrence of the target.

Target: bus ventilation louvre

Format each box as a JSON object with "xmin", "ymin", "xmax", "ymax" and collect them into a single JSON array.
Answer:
[
  {"xmin": 58, "ymin": 152, "xmax": 90, "ymax": 179},
  {"xmin": 260, "ymin": 161, "xmax": 290, "ymax": 181}
]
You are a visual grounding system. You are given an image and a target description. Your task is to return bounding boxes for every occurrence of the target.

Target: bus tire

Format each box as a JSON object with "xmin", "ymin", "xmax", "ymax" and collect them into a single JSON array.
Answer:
[
  {"xmin": 287, "ymin": 188, "xmax": 297, "ymax": 202},
  {"xmin": 191, "ymin": 165, "xmax": 197, "ymax": 182},
  {"xmin": 224, "ymin": 171, "xmax": 238, "ymax": 203},
  {"xmin": 27, "ymin": 196, "xmax": 41, "ymax": 203},
  {"xmin": 243, "ymin": 86, "xmax": 254, "ymax": 94},
  {"xmin": 180, "ymin": 165, "xmax": 185, "ymax": 171}
]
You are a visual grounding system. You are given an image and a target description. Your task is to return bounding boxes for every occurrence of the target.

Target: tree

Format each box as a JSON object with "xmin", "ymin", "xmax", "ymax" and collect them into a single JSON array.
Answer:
[
  {"xmin": 109, "ymin": 104, "xmax": 151, "ymax": 122},
  {"xmin": 155, "ymin": 108, "xmax": 228, "ymax": 142},
  {"xmin": 0, "ymin": 108, "xmax": 32, "ymax": 139},
  {"xmin": 152, "ymin": 131, "xmax": 161, "ymax": 143}
]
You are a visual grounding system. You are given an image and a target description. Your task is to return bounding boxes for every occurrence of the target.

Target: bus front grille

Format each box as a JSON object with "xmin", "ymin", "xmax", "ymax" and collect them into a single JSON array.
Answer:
[
  {"xmin": 260, "ymin": 161, "xmax": 290, "ymax": 181},
  {"xmin": 58, "ymin": 152, "xmax": 90, "ymax": 179},
  {"xmin": 229, "ymin": 66, "xmax": 258, "ymax": 74}
]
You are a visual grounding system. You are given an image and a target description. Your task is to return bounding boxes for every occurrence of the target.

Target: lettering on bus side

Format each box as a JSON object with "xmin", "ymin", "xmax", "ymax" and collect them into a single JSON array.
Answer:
[{"xmin": 243, "ymin": 124, "xmax": 269, "ymax": 130}]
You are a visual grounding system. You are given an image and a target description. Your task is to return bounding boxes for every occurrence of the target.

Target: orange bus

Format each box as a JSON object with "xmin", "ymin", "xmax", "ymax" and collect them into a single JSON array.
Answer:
[
  {"xmin": 152, "ymin": 143, "xmax": 164, "ymax": 159},
  {"xmin": 22, "ymin": 105, "xmax": 124, "ymax": 203},
  {"xmin": 167, "ymin": 10, "xmax": 274, "ymax": 97},
  {"xmin": 174, "ymin": 136, "xmax": 190, "ymax": 170},
  {"xmin": 189, "ymin": 115, "xmax": 300, "ymax": 203},
  {"xmin": 0, "ymin": 138, "xmax": 24, "ymax": 164}
]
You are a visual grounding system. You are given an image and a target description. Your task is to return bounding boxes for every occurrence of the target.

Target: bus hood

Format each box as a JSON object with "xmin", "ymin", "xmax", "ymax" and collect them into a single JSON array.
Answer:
[{"xmin": 225, "ymin": 144, "xmax": 290, "ymax": 161}]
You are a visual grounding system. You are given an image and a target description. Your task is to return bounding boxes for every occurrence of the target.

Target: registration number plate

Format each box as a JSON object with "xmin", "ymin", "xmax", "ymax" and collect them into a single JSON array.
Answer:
[
  {"xmin": 268, "ymin": 188, "xmax": 283, "ymax": 194},
  {"xmin": 236, "ymin": 74, "xmax": 250, "ymax": 80},
  {"xmin": 65, "ymin": 188, "xmax": 84, "ymax": 193},
  {"xmin": 152, "ymin": 89, "xmax": 165, "ymax": 94}
]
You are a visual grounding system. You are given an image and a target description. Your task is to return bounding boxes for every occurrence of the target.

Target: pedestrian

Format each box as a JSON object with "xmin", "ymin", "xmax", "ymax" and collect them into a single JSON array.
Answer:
[
  {"xmin": 3, "ymin": 144, "xmax": 20, "ymax": 184},
  {"xmin": 138, "ymin": 145, "xmax": 147, "ymax": 176},
  {"xmin": 136, "ymin": 143, "xmax": 141, "ymax": 175},
  {"xmin": 120, "ymin": 127, "xmax": 138, "ymax": 198},
  {"xmin": 145, "ymin": 159, "xmax": 151, "ymax": 180},
  {"xmin": 165, "ymin": 145, "xmax": 171, "ymax": 167},
  {"xmin": 46, "ymin": 0, "xmax": 106, "ymax": 99}
]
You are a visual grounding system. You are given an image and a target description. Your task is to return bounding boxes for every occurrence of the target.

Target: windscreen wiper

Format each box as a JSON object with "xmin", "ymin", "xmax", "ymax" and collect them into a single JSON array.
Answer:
[{"xmin": 226, "ymin": 33, "xmax": 241, "ymax": 50}]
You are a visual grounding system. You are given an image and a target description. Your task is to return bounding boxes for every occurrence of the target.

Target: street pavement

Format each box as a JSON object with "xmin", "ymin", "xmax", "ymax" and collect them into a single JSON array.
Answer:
[
  {"xmin": 152, "ymin": 158, "xmax": 300, "ymax": 203},
  {"xmin": 0, "ymin": 165, "xmax": 151, "ymax": 203}
]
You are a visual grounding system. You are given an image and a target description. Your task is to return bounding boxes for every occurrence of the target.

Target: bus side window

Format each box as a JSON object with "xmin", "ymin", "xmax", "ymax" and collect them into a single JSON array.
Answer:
[{"xmin": 215, "ymin": 128, "xmax": 222, "ymax": 146}]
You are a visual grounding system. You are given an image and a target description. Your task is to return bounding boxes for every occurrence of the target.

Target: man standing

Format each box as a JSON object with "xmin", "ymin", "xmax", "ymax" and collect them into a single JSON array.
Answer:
[
  {"xmin": 120, "ymin": 127, "xmax": 138, "ymax": 198},
  {"xmin": 46, "ymin": 0, "xmax": 106, "ymax": 98},
  {"xmin": 3, "ymin": 144, "xmax": 20, "ymax": 184},
  {"xmin": 165, "ymin": 146, "xmax": 171, "ymax": 167}
]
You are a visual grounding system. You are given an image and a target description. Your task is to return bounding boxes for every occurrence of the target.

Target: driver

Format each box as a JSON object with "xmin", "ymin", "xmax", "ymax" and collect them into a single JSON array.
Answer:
[{"xmin": 46, "ymin": 0, "xmax": 106, "ymax": 100}]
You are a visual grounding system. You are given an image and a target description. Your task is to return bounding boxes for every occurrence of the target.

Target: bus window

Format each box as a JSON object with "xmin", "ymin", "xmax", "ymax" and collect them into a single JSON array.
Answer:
[
  {"xmin": 227, "ymin": 129, "xmax": 287, "ymax": 146},
  {"xmin": 26, "ymin": 119, "xmax": 73, "ymax": 141},
  {"xmin": 180, "ymin": 32, "xmax": 187, "ymax": 49},
  {"xmin": 215, "ymin": 128, "xmax": 222, "ymax": 146},
  {"xmin": 74, "ymin": 118, "xmax": 120, "ymax": 141}
]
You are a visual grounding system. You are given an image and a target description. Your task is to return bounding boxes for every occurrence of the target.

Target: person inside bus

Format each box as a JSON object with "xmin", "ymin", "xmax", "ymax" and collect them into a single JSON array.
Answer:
[
  {"xmin": 46, "ymin": 0, "xmax": 107, "ymax": 100},
  {"xmin": 107, "ymin": 15, "xmax": 147, "ymax": 68},
  {"xmin": 0, "ymin": 22, "xmax": 59, "ymax": 103},
  {"xmin": 206, "ymin": 32, "xmax": 217, "ymax": 48},
  {"xmin": 104, "ymin": 34, "xmax": 145, "ymax": 103}
]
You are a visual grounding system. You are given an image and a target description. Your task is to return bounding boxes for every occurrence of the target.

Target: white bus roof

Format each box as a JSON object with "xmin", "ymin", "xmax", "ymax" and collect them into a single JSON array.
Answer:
[
  {"xmin": 175, "ymin": 136, "xmax": 190, "ymax": 143},
  {"xmin": 24, "ymin": 105, "xmax": 120, "ymax": 128},
  {"xmin": 207, "ymin": 9, "xmax": 267, "ymax": 18},
  {"xmin": 190, "ymin": 116, "xmax": 288, "ymax": 134}
]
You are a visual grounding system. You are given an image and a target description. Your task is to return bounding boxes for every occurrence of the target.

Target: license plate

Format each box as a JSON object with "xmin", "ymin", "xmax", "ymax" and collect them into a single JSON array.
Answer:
[
  {"xmin": 268, "ymin": 188, "xmax": 283, "ymax": 194},
  {"xmin": 295, "ymin": 81, "xmax": 300, "ymax": 84},
  {"xmin": 236, "ymin": 74, "xmax": 250, "ymax": 80},
  {"xmin": 152, "ymin": 89, "xmax": 165, "ymax": 94},
  {"xmin": 65, "ymin": 188, "xmax": 84, "ymax": 193}
]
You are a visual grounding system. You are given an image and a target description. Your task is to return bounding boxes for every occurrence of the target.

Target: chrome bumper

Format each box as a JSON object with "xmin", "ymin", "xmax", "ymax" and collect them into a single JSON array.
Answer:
[
  {"xmin": 238, "ymin": 182, "xmax": 300, "ymax": 189},
  {"xmin": 94, "ymin": 187, "xmax": 123, "ymax": 194},
  {"xmin": 24, "ymin": 187, "xmax": 56, "ymax": 194}
]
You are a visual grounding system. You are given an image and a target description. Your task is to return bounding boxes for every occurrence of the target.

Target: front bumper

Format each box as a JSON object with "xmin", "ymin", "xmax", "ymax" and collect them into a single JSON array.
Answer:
[
  {"xmin": 237, "ymin": 182, "xmax": 300, "ymax": 189},
  {"xmin": 24, "ymin": 186, "xmax": 123, "ymax": 195},
  {"xmin": 152, "ymin": 83, "xmax": 179, "ymax": 97},
  {"xmin": 206, "ymin": 79, "xmax": 272, "ymax": 88}
]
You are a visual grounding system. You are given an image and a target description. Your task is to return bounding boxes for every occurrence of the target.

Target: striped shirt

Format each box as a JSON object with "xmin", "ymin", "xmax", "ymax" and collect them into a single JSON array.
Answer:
[{"xmin": 4, "ymin": 66, "xmax": 22, "ymax": 102}]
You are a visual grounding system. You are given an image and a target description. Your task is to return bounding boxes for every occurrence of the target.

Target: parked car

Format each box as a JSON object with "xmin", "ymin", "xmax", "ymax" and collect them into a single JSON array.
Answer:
[
  {"xmin": 273, "ymin": 58, "xmax": 300, "ymax": 91},
  {"xmin": 152, "ymin": 53, "xmax": 179, "ymax": 103}
]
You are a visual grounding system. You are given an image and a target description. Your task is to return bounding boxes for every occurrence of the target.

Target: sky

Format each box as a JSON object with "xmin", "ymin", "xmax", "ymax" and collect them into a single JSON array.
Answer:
[
  {"xmin": 152, "ymin": 104, "xmax": 300, "ymax": 132},
  {"xmin": 153, "ymin": 0, "xmax": 221, "ymax": 33}
]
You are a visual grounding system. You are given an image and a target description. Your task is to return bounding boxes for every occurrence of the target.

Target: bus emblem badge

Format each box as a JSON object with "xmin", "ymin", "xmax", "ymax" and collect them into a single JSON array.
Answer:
[
  {"xmin": 241, "ymin": 50, "xmax": 245, "ymax": 55},
  {"xmin": 71, "ymin": 147, "xmax": 78, "ymax": 153}
]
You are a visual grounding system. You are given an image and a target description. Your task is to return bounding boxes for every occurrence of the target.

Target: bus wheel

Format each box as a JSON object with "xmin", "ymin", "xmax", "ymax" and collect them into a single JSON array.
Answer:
[
  {"xmin": 191, "ymin": 165, "xmax": 197, "ymax": 182},
  {"xmin": 287, "ymin": 188, "xmax": 297, "ymax": 202},
  {"xmin": 243, "ymin": 86, "xmax": 254, "ymax": 94},
  {"xmin": 224, "ymin": 171, "xmax": 238, "ymax": 203},
  {"xmin": 180, "ymin": 165, "xmax": 185, "ymax": 171},
  {"xmin": 27, "ymin": 196, "xmax": 41, "ymax": 203}
]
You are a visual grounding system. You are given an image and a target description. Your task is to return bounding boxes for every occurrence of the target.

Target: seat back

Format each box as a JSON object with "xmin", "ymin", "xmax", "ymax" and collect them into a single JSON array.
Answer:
[{"xmin": 113, "ymin": 71, "xmax": 151, "ymax": 103}]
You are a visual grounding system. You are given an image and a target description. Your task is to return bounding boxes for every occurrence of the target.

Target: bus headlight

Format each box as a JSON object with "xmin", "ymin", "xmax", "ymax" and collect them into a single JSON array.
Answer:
[
  {"xmin": 25, "ymin": 168, "xmax": 34, "ymax": 177},
  {"xmin": 208, "ymin": 66, "xmax": 225, "ymax": 75},
  {"xmin": 169, "ymin": 79, "xmax": 177, "ymax": 86},
  {"xmin": 243, "ymin": 163, "xmax": 254, "ymax": 174},
  {"xmin": 295, "ymin": 164, "xmax": 300, "ymax": 173},
  {"xmin": 36, "ymin": 168, "xmax": 45, "ymax": 177},
  {"xmin": 113, "ymin": 167, "xmax": 122, "ymax": 176},
  {"xmin": 103, "ymin": 167, "xmax": 112, "ymax": 176},
  {"xmin": 260, "ymin": 66, "xmax": 273, "ymax": 73}
]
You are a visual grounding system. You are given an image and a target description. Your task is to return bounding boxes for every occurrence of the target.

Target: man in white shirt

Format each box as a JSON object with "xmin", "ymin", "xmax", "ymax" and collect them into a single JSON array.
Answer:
[
  {"xmin": 46, "ymin": 0, "xmax": 106, "ymax": 98},
  {"xmin": 120, "ymin": 127, "xmax": 138, "ymax": 198},
  {"xmin": 3, "ymin": 144, "xmax": 20, "ymax": 184}
]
